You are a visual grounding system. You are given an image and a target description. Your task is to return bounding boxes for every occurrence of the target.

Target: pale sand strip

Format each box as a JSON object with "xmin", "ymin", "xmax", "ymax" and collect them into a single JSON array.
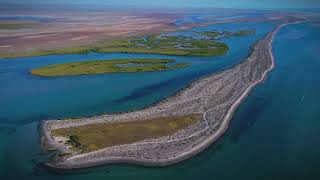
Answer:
[
  {"xmin": 70, "ymin": 36, "xmax": 89, "ymax": 41},
  {"xmin": 0, "ymin": 45, "xmax": 12, "ymax": 48}
]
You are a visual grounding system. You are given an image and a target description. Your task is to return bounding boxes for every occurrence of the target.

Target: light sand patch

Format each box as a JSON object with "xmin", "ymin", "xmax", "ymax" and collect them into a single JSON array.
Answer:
[
  {"xmin": 0, "ymin": 45, "xmax": 12, "ymax": 48},
  {"xmin": 71, "ymin": 36, "xmax": 89, "ymax": 41},
  {"xmin": 20, "ymin": 33, "xmax": 60, "ymax": 39},
  {"xmin": 107, "ymin": 31, "xmax": 132, "ymax": 36}
]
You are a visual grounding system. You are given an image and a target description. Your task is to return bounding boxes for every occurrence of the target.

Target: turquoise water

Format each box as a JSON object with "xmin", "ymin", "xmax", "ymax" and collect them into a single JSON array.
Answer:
[
  {"xmin": 0, "ymin": 22, "xmax": 274, "ymax": 124},
  {"xmin": 1, "ymin": 21, "xmax": 319, "ymax": 179}
]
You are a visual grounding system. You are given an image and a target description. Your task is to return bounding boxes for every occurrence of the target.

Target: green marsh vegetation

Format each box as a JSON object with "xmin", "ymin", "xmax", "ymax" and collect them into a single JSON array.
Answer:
[
  {"xmin": 95, "ymin": 34, "xmax": 229, "ymax": 56},
  {"xmin": 51, "ymin": 115, "xmax": 199, "ymax": 153},
  {"xmin": 201, "ymin": 29, "xmax": 256, "ymax": 39},
  {"xmin": 30, "ymin": 58, "xmax": 189, "ymax": 76},
  {"xmin": 0, "ymin": 29, "xmax": 255, "ymax": 58},
  {"xmin": 0, "ymin": 23, "xmax": 34, "ymax": 30}
]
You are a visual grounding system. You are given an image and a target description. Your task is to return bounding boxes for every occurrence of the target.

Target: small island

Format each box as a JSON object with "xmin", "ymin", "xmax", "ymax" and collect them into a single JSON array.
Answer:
[{"xmin": 30, "ymin": 59, "xmax": 189, "ymax": 76}]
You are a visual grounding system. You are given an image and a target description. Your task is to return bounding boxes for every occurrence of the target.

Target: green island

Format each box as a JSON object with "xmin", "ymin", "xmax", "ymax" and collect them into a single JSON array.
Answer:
[
  {"xmin": 52, "ymin": 115, "xmax": 199, "ymax": 153},
  {"xmin": 0, "ymin": 29, "xmax": 255, "ymax": 59},
  {"xmin": 30, "ymin": 58, "xmax": 189, "ymax": 76}
]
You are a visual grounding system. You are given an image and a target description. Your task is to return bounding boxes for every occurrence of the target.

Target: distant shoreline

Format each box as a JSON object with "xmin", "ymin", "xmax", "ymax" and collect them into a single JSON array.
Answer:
[{"xmin": 41, "ymin": 19, "xmax": 304, "ymax": 170}]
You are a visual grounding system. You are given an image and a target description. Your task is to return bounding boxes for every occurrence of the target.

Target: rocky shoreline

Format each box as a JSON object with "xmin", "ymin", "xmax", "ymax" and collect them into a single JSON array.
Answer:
[{"xmin": 41, "ymin": 21, "xmax": 295, "ymax": 170}]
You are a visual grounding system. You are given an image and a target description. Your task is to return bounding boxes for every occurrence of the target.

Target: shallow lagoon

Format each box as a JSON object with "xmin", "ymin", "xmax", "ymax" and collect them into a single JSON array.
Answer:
[
  {"xmin": 0, "ymin": 21, "xmax": 275, "ymax": 124},
  {"xmin": 3, "ymin": 20, "xmax": 320, "ymax": 179}
]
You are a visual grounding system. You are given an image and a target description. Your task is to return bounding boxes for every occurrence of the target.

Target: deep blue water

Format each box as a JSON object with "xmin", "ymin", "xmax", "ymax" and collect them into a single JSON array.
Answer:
[{"xmin": 1, "ymin": 20, "xmax": 319, "ymax": 179}]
